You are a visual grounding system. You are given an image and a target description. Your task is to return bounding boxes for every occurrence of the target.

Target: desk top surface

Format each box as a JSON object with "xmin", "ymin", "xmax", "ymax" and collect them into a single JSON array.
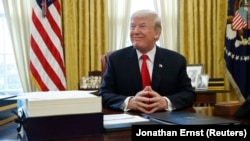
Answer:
[{"xmin": 0, "ymin": 108, "xmax": 249, "ymax": 141}]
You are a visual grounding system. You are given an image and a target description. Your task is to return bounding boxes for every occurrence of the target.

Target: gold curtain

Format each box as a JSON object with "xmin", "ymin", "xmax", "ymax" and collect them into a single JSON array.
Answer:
[
  {"xmin": 61, "ymin": 0, "xmax": 108, "ymax": 90},
  {"xmin": 179, "ymin": 0, "xmax": 238, "ymax": 102}
]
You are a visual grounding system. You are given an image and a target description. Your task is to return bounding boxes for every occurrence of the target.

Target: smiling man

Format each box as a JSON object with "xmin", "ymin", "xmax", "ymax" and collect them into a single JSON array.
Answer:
[{"xmin": 99, "ymin": 9, "xmax": 195, "ymax": 114}]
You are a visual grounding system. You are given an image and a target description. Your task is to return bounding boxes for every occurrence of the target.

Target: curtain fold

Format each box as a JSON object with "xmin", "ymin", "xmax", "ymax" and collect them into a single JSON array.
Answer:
[
  {"xmin": 156, "ymin": 0, "xmax": 178, "ymax": 51},
  {"xmin": 2, "ymin": 0, "xmax": 35, "ymax": 92},
  {"xmin": 62, "ymin": 0, "xmax": 108, "ymax": 90},
  {"xmin": 108, "ymin": 0, "xmax": 178, "ymax": 51},
  {"xmin": 179, "ymin": 0, "xmax": 236, "ymax": 102},
  {"xmin": 108, "ymin": 0, "xmax": 131, "ymax": 50}
]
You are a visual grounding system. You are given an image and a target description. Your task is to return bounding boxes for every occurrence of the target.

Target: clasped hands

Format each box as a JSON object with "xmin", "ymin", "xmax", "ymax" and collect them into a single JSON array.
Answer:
[{"xmin": 128, "ymin": 86, "xmax": 168, "ymax": 113}]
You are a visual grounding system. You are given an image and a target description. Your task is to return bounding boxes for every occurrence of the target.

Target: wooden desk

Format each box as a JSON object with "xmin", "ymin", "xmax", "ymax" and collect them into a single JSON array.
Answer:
[
  {"xmin": 0, "ymin": 108, "xmax": 249, "ymax": 141},
  {"xmin": 194, "ymin": 89, "xmax": 230, "ymax": 106}
]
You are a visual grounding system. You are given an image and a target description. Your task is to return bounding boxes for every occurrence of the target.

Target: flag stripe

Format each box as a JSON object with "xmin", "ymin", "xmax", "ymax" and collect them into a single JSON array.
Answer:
[
  {"xmin": 30, "ymin": 43, "xmax": 65, "ymax": 91},
  {"xmin": 47, "ymin": 0, "xmax": 62, "ymax": 42},
  {"xmin": 32, "ymin": 10, "xmax": 64, "ymax": 72},
  {"xmin": 30, "ymin": 62, "xmax": 49, "ymax": 91},
  {"xmin": 30, "ymin": 0, "xmax": 66, "ymax": 91},
  {"xmin": 30, "ymin": 35, "xmax": 65, "ymax": 90},
  {"xmin": 47, "ymin": 9, "xmax": 63, "ymax": 45},
  {"xmin": 232, "ymin": 10, "xmax": 247, "ymax": 30},
  {"xmin": 30, "ymin": 36, "xmax": 61, "ymax": 90}
]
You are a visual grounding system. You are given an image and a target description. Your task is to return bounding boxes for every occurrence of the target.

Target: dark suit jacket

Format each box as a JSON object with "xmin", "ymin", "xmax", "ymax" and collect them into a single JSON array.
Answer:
[{"xmin": 99, "ymin": 46, "xmax": 195, "ymax": 111}]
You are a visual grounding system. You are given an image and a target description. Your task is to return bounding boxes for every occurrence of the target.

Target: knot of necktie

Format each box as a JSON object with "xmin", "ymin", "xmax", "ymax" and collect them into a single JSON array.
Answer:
[{"xmin": 141, "ymin": 54, "xmax": 148, "ymax": 61}]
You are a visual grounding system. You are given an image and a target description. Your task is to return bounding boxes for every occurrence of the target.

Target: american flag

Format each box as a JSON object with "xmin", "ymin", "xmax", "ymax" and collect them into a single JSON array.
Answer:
[
  {"xmin": 232, "ymin": 7, "xmax": 247, "ymax": 30},
  {"xmin": 29, "ymin": 0, "xmax": 66, "ymax": 91}
]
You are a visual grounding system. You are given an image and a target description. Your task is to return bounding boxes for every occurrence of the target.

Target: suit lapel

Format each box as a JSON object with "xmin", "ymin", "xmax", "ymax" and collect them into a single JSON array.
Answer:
[
  {"xmin": 152, "ymin": 47, "xmax": 165, "ymax": 89},
  {"xmin": 127, "ymin": 49, "xmax": 142, "ymax": 90}
]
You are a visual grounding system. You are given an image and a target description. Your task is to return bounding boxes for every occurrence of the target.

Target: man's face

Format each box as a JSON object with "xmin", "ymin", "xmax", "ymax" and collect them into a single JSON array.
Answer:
[{"xmin": 130, "ymin": 17, "xmax": 160, "ymax": 53}]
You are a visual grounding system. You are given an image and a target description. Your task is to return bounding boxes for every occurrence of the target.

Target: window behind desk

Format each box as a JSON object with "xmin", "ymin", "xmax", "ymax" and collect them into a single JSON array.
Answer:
[{"xmin": 0, "ymin": 3, "xmax": 23, "ymax": 95}]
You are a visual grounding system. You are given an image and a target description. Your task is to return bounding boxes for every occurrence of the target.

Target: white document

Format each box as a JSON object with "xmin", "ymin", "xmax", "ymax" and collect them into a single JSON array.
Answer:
[
  {"xmin": 104, "ymin": 113, "xmax": 150, "ymax": 130},
  {"xmin": 14, "ymin": 90, "xmax": 102, "ymax": 117},
  {"xmin": 14, "ymin": 90, "xmax": 98, "ymax": 100}
]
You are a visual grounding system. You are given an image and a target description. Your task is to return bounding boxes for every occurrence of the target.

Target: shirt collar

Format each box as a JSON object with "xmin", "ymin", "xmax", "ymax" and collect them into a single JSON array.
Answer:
[{"xmin": 137, "ymin": 46, "xmax": 156, "ymax": 62}]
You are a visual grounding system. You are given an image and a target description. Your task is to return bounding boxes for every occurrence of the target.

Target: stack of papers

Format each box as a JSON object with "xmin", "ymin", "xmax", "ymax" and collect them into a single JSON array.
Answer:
[
  {"xmin": 104, "ymin": 113, "xmax": 150, "ymax": 130},
  {"xmin": 15, "ymin": 90, "xmax": 102, "ymax": 117}
]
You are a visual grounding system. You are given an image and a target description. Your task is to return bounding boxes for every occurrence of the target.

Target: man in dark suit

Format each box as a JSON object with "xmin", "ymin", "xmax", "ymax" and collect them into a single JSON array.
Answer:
[{"xmin": 99, "ymin": 9, "xmax": 195, "ymax": 114}]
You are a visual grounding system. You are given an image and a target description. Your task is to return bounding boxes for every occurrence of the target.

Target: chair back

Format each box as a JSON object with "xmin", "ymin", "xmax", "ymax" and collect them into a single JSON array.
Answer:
[{"xmin": 101, "ymin": 51, "xmax": 114, "ymax": 80}]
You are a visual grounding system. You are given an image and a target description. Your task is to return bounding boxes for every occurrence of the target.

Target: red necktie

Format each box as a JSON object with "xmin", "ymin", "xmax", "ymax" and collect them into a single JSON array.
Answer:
[
  {"xmin": 141, "ymin": 55, "xmax": 151, "ymax": 88},
  {"xmin": 141, "ymin": 55, "xmax": 151, "ymax": 110}
]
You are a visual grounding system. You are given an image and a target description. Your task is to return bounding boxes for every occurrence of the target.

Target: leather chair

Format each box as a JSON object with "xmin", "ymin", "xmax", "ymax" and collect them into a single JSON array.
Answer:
[
  {"xmin": 101, "ymin": 51, "xmax": 113, "ymax": 80},
  {"xmin": 88, "ymin": 70, "xmax": 101, "ymax": 76}
]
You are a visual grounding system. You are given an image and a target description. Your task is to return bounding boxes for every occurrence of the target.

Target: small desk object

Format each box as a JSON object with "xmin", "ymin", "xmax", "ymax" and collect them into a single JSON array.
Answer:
[{"xmin": 194, "ymin": 89, "xmax": 230, "ymax": 106}]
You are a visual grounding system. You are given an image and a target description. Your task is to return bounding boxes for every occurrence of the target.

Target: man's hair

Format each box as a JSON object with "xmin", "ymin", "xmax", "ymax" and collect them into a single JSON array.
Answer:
[{"xmin": 130, "ymin": 9, "xmax": 162, "ymax": 33}]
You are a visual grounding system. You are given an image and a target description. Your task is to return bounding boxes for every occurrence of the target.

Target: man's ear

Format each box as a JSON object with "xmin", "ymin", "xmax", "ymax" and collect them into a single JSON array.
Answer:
[
  {"xmin": 154, "ymin": 35, "xmax": 160, "ymax": 40},
  {"xmin": 154, "ymin": 31, "xmax": 161, "ymax": 40}
]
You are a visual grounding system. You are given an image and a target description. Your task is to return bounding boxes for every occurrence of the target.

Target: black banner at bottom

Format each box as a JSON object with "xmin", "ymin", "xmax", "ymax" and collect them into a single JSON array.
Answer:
[{"xmin": 132, "ymin": 125, "xmax": 250, "ymax": 140}]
